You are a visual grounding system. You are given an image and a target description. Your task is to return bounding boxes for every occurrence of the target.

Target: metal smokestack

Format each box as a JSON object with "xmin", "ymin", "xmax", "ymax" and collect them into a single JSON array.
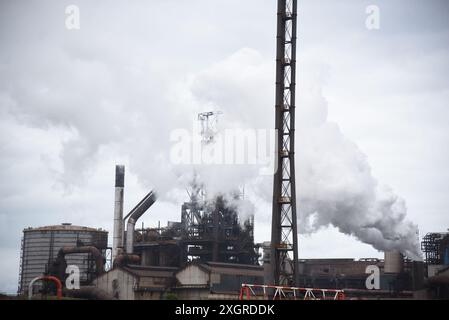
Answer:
[{"xmin": 112, "ymin": 165, "xmax": 125, "ymax": 262}]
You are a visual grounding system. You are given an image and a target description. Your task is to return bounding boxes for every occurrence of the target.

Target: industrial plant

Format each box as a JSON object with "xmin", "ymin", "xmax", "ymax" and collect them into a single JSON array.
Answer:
[
  {"xmin": 17, "ymin": 165, "xmax": 449, "ymax": 299},
  {"xmin": 11, "ymin": 0, "xmax": 449, "ymax": 300}
]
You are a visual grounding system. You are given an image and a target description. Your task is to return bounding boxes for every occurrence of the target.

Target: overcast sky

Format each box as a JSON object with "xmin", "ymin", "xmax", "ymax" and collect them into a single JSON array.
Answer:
[{"xmin": 0, "ymin": 0, "xmax": 448, "ymax": 294}]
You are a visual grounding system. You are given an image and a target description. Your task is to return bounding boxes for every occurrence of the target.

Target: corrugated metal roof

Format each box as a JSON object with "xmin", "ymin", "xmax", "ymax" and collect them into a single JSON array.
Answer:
[
  {"xmin": 194, "ymin": 262, "xmax": 264, "ymax": 277},
  {"xmin": 300, "ymin": 259, "xmax": 356, "ymax": 263},
  {"xmin": 122, "ymin": 265, "xmax": 179, "ymax": 278},
  {"xmin": 206, "ymin": 261, "xmax": 263, "ymax": 270}
]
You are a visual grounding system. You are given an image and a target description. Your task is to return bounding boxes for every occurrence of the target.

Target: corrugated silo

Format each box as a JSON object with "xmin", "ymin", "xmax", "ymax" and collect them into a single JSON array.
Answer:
[{"xmin": 18, "ymin": 223, "xmax": 108, "ymax": 295}]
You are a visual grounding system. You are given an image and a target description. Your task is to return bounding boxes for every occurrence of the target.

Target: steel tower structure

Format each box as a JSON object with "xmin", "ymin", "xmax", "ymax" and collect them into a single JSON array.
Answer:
[{"xmin": 270, "ymin": 0, "xmax": 299, "ymax": 286}]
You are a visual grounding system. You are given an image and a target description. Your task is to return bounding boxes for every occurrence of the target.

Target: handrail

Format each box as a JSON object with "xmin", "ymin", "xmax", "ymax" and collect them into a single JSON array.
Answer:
[{"xmin": 239, "ymin": 283, "xmax": 345, "ymax": 300}]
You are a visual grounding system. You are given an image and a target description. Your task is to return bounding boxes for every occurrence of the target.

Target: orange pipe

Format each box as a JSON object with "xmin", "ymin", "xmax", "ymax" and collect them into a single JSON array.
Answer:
[
  {"xmin": 44, "ymin": 276, "xmax": 63, "ymax": 299},
  {"xmin": 29, "ymin": 276, "xmax": 63, "ymax": 300}
]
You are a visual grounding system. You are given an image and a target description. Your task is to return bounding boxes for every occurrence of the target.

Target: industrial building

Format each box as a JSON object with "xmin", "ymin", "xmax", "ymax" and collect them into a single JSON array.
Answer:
[
  {"xmin": 94, "ymin": 262, "xmax": 264, "ymax": 300},
  {"xmin": 421, "ymin": 232, "xmax": 449, "ymax": 275},
  {"xmin": 94, "ymin": 265, "xmax": 178, "ymax": 300},
  {"xmin": 90, "ymin": 165, "xmax": 263, "ymax": 300},
  {"xmin": 17, "ymin": 163, "xmax": 263, "ymax": 299},
  {"xmin": 18, "ymin": 224, "xmax": 108, "ymax": 295},
  {"xmin": 132, "ymin": 191, "xmax": 259, "ymax": 267},
  {"xmin": 298, "ymin": 256, "xmax": 424, "ymax": 296},
  {"xmin": 420, "ymin": 232, "xmax": 449, "ymax": 299},
  {"xmin": 174, "ymin": 262, "xmax": 264, "ymax": 300},
  {"xmin": 16, "ymin": 166, "xmax": 449, "ymax": 299}
]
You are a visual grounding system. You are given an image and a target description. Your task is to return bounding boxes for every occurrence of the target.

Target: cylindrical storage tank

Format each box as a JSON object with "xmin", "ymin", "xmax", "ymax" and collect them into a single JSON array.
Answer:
[
  {"xmin": 384, "ymin": 250, "xmax": 404, "ymax": 274},
  {"xmin": 18, "ymin": 224, "xmax": 108, "ymax": 295}
]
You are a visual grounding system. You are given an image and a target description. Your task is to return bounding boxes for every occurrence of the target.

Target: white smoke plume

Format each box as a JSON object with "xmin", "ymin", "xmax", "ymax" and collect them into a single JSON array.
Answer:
[
  {"xmin": 184, "ymin": 48, "xmax": 422, "ymax": 260},
  {"xmin": 297, "ymin": 122, "xmax": 421, "ymax": 259},
  {"xmin": 2, "ymin": 36, "xmax": 422, "ymax": 259}
]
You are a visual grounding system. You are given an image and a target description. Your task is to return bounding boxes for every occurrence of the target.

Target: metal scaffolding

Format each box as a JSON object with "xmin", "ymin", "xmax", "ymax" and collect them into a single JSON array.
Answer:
[
  {"xmin": 181, "ymin": 194, "xmax": 258, "ymax": 265},
  {"xmin": 271, "ymin": 0, "xmax": 299, "ymax": 286},
  {"xmin": 132, "ymin": 182, "xmax": 259, "ymax": 267},
  {"xmin": 421, "ymin": 232, "xmax": 449, "ymax": 265}
]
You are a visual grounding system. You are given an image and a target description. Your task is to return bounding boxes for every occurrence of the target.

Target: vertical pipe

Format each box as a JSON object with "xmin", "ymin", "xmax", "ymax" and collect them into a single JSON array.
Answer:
[
  {"xmin": 112, "ymin": 165, "xmax": 125, "ymax": 262},
  {"xmin": 126, "ymin": 220, "xmax": 135, "ymax": 254}
]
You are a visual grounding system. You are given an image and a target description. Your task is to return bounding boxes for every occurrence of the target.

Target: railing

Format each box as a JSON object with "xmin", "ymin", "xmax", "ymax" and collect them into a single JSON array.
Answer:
[{"xmin": 239, "ymin": 283, "xmax": 345, "ymax": 300}]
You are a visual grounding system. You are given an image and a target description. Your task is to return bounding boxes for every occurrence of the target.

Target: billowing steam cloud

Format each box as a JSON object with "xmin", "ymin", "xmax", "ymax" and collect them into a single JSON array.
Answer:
[
  {"xmin": 2, "ymin": 29, "xmax": 421, "ymax": 260},
  {"xmin": 185, "ymin": 48, "xmax": 422, "ymax": 260},
  {"xmin": 297, "ymin": 122, "xmax": 421, "ymax": 259}
]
